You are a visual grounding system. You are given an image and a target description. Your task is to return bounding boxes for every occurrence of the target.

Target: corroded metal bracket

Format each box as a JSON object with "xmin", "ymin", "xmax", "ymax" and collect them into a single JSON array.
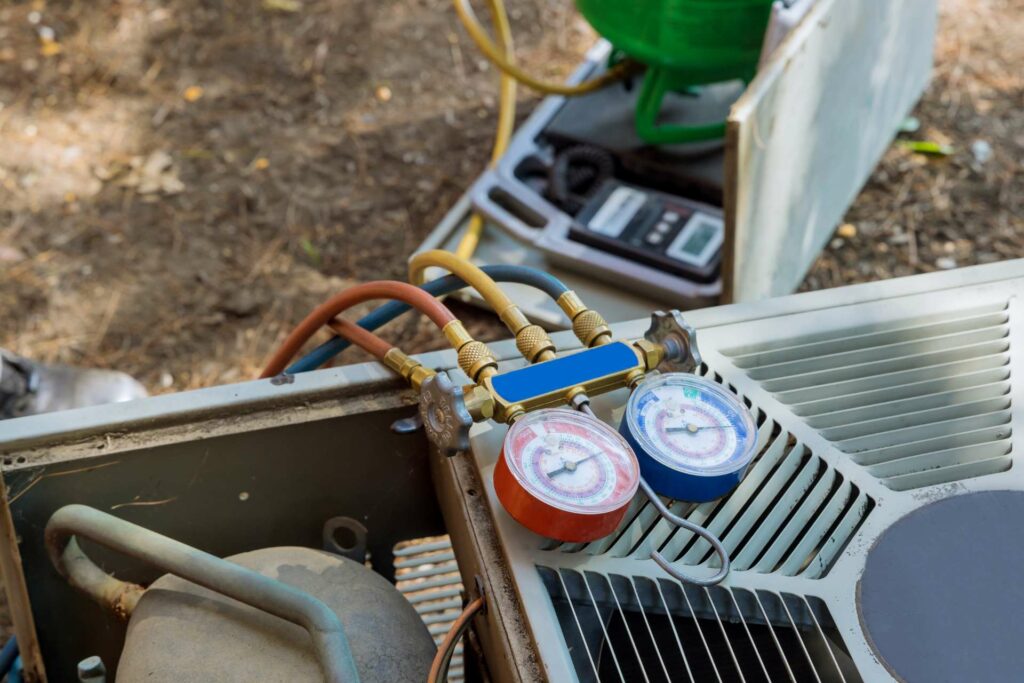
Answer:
[{"xmin": 419, "ymin": 372, "xmax": 473, "ymax": 456}]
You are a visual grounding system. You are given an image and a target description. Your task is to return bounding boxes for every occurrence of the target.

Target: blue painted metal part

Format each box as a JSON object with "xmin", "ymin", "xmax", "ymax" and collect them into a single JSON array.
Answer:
[
  {"xmin": 620, "ymin": 424, "xmax": 748, "ymax": 502},
  {"xmin": 490, "ymin": 342, "xmax": 638, "ymax": 404},
  {"xmin": 619, "ymin": 373, "xmax": 756, "ymax": 503}
]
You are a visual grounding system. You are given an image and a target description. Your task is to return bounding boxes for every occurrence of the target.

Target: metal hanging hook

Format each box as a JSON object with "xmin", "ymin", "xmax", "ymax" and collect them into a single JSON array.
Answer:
[
  {"xmin": 638, "ymin": 477, "xmax": 730, "ymax": 586},
  {"xmin": 575, "ymin": 400, "xmax": 731, "ymax": 586}
]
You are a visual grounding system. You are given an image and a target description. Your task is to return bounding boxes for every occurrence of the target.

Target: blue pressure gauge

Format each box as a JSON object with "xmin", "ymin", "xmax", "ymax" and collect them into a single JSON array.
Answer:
[{"xmin": 621, "ymin": 373, "xmax": 757, "ymax": 502}]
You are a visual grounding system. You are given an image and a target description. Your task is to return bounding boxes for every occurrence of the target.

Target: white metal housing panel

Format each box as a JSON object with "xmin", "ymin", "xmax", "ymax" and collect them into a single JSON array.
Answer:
[{"xmin": 724, "ymin": 0, "xmax": 938, "ymax": 302}]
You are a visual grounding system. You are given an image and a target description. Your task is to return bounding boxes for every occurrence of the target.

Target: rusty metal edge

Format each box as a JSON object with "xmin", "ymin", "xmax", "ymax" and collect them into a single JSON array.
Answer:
[
  {"xmin": 430, "ymin": 447, "xmax": 544, "ymax": 683},
  {"xmin": 0, "ymin": 470, "xmax": 45, "ymax": 682}
]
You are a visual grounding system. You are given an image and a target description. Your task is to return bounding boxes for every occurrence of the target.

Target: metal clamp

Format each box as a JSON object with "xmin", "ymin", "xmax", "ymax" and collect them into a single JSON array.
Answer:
[
  {"xmin": 645, "ymin": 310, "xmax": 701, "ymax": 373},
  {"xmin": 322, "ymin": 517, "xmax": 368, "ymax": 564},
  {"xmin": 419, "ymin": 372, "xmax": 473, "ymax": 456}
]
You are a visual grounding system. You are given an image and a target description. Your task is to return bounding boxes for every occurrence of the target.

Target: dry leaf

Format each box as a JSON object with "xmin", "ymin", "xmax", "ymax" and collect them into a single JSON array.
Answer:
[
  {"xmin": 39, "ymin": 38, "xmax": 61, "ymax": 57},
  {"xmin": 262, "ymin": 0, "xmax": 303, "ymax": 12},
  {"xmin": 118, "ymin": 151, "xmax": 185, "ymax": 195}
]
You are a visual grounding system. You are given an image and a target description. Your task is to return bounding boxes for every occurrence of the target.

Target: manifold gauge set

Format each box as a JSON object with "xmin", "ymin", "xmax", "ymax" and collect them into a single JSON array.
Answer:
[{"xmin": 418, "ymin": 308, "xmax": 758, "ymax": 584}]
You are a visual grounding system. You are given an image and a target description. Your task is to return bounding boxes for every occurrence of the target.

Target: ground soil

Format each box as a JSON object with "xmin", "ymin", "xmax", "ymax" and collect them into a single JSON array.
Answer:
[
  {"xmin": 1, "ymin": 0, "xmax": 1021, "ymax": 390},
  {"xmin": 0, "ymin": 0, "xmax": 1020, "ymax": 640}
]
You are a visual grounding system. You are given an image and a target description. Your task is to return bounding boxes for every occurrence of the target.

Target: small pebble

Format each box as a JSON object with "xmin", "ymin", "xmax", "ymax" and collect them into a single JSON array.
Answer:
[
  {"xmin": 971, "ymin": 139, "xmax": 993, "ymax": 164},
  {"xmin": 837, "ymin": 223, "xmax": 857, "ymax": 239}
]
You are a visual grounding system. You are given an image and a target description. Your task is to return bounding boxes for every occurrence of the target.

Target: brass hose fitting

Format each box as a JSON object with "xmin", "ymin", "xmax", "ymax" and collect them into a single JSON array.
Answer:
[
  {"xmin": 500, "ymin": 306, "xmax": 556, "ymax": 363},
  {"xmin": 443, "ymin": 321, "xmax": 498, "ymax": 382},
  {"xmin": 383, "ymin": 349, "xmax": 437, "ymax": 391},
  {"xmin": 462, "ymin": 384, "xmax": 495, "ymax": 421},
  {"xmin": 557, "ymin": 291, "xmax": 613, "ymax": 347}
]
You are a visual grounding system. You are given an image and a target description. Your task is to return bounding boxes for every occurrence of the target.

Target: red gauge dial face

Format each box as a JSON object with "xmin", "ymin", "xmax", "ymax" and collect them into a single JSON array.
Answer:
[{"xmin": 502, "ymin": 409, "xmax": 639, "ymax": 515}]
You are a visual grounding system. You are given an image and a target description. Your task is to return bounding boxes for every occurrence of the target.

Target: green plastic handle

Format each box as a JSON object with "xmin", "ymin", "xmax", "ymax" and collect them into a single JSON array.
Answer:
[{"xmin": 634, "ymin": 66, "xmax": 729, "ymax": 145}]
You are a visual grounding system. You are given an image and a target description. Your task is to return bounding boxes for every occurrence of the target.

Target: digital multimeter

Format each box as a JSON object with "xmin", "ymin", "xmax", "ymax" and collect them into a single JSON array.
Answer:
[{"xmin": 572, "ymin": 181, "xmax": 724, "ymax": 282}]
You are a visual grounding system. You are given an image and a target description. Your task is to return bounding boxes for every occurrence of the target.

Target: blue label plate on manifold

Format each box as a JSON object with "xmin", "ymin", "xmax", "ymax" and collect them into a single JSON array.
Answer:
[{"xmin": 489, "ymin": 341, "xmax": 638, "ymax": 403}]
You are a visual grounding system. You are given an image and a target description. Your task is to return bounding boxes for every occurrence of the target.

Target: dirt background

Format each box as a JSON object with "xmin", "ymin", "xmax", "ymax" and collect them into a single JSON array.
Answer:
[{"xmin": 0, "ymin": 0, "xmax": 1021, "ymax": 392}]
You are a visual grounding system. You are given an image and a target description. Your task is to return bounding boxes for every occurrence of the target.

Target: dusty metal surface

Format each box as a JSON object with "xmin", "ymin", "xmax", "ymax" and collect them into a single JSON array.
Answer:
[
  {"xmin": 46, "ymin": 505, "xmax": 361, "ymax": 682},
  {"xmin": 119, "ymin": 546, "xmax": 435, "ymax": 682},
  {"xmin": 0, "ymin": 378, "xmax": 445, "ymax": 682}
]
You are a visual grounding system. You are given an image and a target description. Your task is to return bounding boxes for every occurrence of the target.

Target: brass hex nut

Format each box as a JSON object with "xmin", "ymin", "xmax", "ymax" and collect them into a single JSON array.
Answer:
[
  {"xmin": 515, "ymin": 324, "xmax": 556, "ymax": 362},
  {"xmin": 458, "ymin": 341, "xmax": 498, "ymax": 382},
  {"xmin": 572, "ymin": 309, "xmax": 612, "ymax": 347},
  {"xmin": 462, "ymin": 384, "xmax": 495, "ymax": 421},
  {"xmin": 633, "ymin": 339, "xmax": 664, "ymax": 371}
]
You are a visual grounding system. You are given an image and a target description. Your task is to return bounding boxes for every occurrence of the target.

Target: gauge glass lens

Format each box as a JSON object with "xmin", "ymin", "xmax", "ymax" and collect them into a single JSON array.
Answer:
[
  {"xmin": 626, "ymin": 374, "xmax": 757, "ymax": 475},
  {"xmin": 503, "ymin": 409, "xmax": 639, "ymax": 515}
]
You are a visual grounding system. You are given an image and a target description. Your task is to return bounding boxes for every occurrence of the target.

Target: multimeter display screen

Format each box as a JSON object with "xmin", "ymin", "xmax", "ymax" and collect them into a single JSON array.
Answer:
[
  {"xmin": 682, "ymin": 219, "xmax": 718, "ymax": 255},
  {"xmin": 571, "ymin": 180, "xmax": 724, "ymax": 282}
]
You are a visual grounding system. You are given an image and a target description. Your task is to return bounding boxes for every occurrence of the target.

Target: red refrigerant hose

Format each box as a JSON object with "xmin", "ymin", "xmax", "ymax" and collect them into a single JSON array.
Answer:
[
  {"xmin": 326, "ymin": 318, "xmax": 393, "ymax": 361},
  {"xmin": 260, "ymin": 281, "xmax": 458, "ymax": 378}
]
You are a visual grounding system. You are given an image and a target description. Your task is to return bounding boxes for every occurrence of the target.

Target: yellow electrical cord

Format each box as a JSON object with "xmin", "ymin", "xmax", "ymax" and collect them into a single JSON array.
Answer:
[
  {"xmin": 452, "ymin": 0, "xmax": 633, "ymax": 96},
  {"xmin": 454, "ymin": 0, "xmax": 518, "ymax": 260},
  {"xmin": 409, "ymin": 249, "xmax": 557, "ymax": 362}
]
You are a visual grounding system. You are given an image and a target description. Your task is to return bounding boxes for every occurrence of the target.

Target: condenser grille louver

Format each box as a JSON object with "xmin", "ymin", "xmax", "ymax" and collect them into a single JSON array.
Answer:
[
  {"xmin": 394, "ymin": 537, "xmax": 465, "ymax": 682},
  {"xmin": 538, "ymin": 567, "xmax": 863, "ymax": 683},
  {"xmin": 547, "ymin": 370, "xmax": 874, "ymax": 579},
  {"xmin": 722, "ymin": 302, "xmax": 1013, "ymax": 490},
  {"xmin": 465, "ymin": 266, "xmax": 1024, "ymax": 682}
]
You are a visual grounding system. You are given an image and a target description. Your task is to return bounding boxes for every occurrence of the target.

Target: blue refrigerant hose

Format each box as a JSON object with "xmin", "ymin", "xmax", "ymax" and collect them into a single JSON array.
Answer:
[
  {"xmin": 0, "ymin": 636, "xmax": 19, "ymax": 679},
  {"xmin": 287, "ymin": 265, "xmax": 570, "ymax": 373}
]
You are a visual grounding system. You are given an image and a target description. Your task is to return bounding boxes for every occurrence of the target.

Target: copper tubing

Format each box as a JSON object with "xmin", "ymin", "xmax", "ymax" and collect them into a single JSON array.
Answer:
[
  {"xmin": 260, "ymin": 281, "xmax": 458, "ymax": 378},
  {"xmin": 428, "ymin": 595, "xmax": 485, "ymax": 683}
]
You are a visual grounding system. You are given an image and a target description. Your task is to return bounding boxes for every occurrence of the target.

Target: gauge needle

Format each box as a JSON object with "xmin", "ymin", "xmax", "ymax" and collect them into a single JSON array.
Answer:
[
  {"xmin": 546, "ymin": 453, "xmax": 597, "ymax": 478},
  {"xmin": 667, "ymin": 424, "xmax": 734, "ymax": 434}
]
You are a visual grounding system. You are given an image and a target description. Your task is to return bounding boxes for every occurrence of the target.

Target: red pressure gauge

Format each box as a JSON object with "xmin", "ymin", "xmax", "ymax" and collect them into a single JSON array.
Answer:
[{"xmin": 494, "ymin": 408, "xmax": 640, "ymax": 542}]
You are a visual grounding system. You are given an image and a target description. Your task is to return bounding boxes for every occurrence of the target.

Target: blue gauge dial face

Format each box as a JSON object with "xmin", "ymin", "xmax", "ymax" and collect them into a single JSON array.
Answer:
[{"xmin": 627, "ymin": 375, "xmax": 757, "ymax": 474}]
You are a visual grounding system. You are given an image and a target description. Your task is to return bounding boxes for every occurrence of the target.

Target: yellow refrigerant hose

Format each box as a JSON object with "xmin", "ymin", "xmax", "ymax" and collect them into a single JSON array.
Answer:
[
  {"xmin": 409, "ymin": 250, "xmax": 558, "ymax": 363},
  {"xmin": 454, "ymin": 0, "xmax": 518, "ymax": 260},
  {"xmin": 452, "ymin": 0, "xmax": 633, "ymax": 96}
]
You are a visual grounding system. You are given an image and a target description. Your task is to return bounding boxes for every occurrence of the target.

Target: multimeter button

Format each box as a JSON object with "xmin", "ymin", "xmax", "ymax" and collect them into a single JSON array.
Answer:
[
  {"xmin": 663, "ymin": 211, "xmax": 680, "ymax": 223},
  {"xmin": 655, "ymin": 222, "xmax": 672, "ymax": 234},
  {"xmin": 646, "ymin": 232, "xmax": 665, "ymax": 245}
]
